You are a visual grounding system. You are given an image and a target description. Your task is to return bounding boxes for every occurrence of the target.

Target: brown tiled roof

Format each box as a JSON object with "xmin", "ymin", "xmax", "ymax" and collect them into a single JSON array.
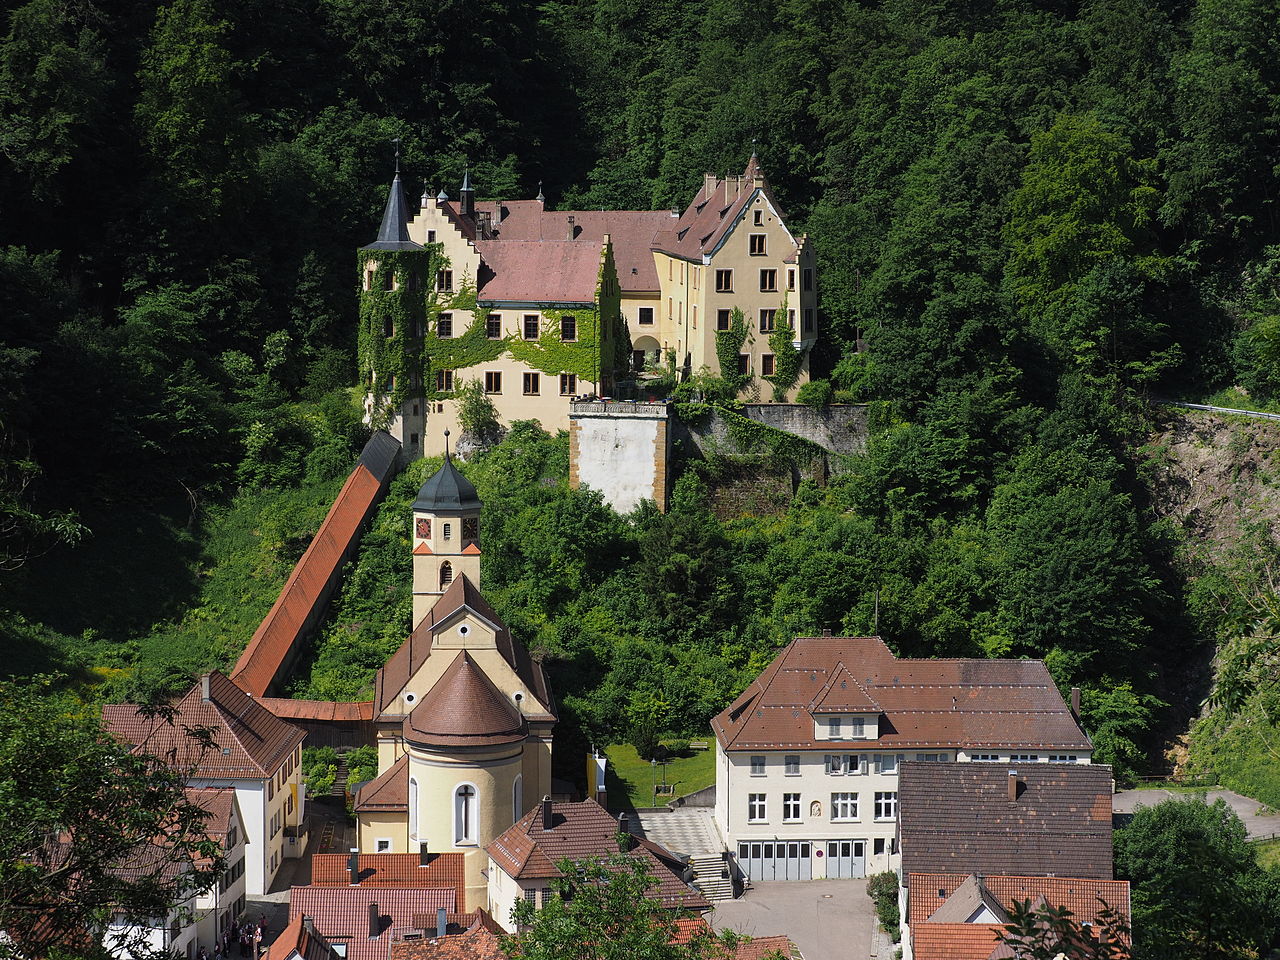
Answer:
[
  {"xmin": 311, "ymin": 853, "xmax": 465, "ymax": 909},
  {"xmin": 907, "ymin": 873, "xmax": 1130, "ymax": 933},
  {"xmin": 809, "ymin": 662, "xmax": 880, "ymax": 713},
  {"xmin": 374, "ymin": 574, "xmax": 554, "ymax": 723},
  {"xmin": 352, "ymin": 753, "xmax": 408, "ymax": 812},
  {"xmin": 898, "ymin": 762, "xmax": 1115, "ymax": 879},
  {"xmin": 388, "ymin": 918, "xmax": 507, "ymax": 960},
  {"xmin": 733, "ymin": 937, "xmax": 798, "ymax": 960},
  {"xmin": 474, "ymin": 240, "xmax": 602, "ymax": 304},
  {"xmin": 265, "ymin": 917, "xmax": 342, "ymax": 960},
  {"xmin": 910, "ymin": 924, "xmax": 1003, "ymax": 960},
  {"xmin": 651, "ymin": 158, "xmax": 789, "ymax": 262},
  {"xmin": 712, "ymin": 636, "xmax": 1091, "ymax": 752},
  {"xmin": 288, "ymin": 886, "xmax": 456, "ymax": 960},
  {"xmin": 485, "ymin": 799, "xmax": 708, "ymax": 911},
  {"xmin": 102, "ymin": 671, "xmax": 305, "ymax": 779},
  {"xmin": 257, "ymin": 698, "xmax": 374, "ymax": 723},
  {"xmin": 231, "ymin": 433, "xmax": 398, "ymax": 697},
  {"xmin": 402, "ymin": 651, "xmax": 526, "ymax": 749}
]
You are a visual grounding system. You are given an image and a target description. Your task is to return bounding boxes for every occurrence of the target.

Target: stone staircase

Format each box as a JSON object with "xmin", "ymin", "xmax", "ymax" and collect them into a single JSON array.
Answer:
[
  {"xmin": 331, "ymin": 753, "xmax": 350, "ymax": 798},
  {"xmin": 688, "ymin": 853, "xmax": 735, "ymax": 902}
]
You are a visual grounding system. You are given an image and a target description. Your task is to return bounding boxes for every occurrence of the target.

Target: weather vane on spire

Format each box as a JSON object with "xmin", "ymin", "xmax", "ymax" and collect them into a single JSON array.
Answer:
[
  {"xmin": 393, "ymin": 137, "xmax": 401, "ymax": 174},
  {"xmin": 751, "ymin": 137, "xmax": 758, "ymax": 158}
]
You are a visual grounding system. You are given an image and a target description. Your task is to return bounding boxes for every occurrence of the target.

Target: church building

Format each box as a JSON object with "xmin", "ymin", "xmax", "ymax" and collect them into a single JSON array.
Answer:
[
  {"xmin": 359, "ymin": 152, "xmax": 818, "ymax": 458},
  {"xmin": 352, "ymin": 449, "xmax": 556, "ymax": 910}
]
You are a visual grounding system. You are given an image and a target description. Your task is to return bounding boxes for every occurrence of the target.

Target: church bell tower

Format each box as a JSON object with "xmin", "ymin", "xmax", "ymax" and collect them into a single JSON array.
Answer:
[{"xmin": 410, "ymin": 433, "xmax": 482, "ymax": 627}]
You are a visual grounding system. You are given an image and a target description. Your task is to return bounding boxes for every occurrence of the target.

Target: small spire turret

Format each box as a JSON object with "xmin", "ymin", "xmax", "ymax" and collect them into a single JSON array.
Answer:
[{"xmin": 459, "ymin": 164, "xmax": 474, "ymax": 217}]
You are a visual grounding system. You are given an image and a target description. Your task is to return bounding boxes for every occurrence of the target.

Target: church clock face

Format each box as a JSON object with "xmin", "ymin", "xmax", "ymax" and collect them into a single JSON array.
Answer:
[
  {"xmin": 416, "ymin": 518, "xmax": 431, "ymax": 539},
  {"xmin": 462, "ymin": 517, "xmax": 478, "ymax": 541}
]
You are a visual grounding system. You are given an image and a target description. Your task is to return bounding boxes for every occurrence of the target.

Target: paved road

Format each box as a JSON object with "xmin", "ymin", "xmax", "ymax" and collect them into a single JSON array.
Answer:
[
  {"xmin": 1113, "ymin": 788, "xmax": 1280, "ymax": 839},
  {"xmin": 710, "ymin": 879, "xmax": 874, "ymax": 960}
]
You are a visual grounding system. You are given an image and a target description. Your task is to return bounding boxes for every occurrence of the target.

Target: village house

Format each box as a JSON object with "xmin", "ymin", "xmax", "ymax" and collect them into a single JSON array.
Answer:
[
  {"xmin": 104, "ymin": 787, "xmax": 247, "ymax": 959},
  {"xmin": 360, "ymin": 152, "xmax": 818, "ymax": 458},
  {"xmin": 102, "ymin": 672, "xmax": 307, "ymax": 897},
  {"xmin": 711, "ymin": 635, "xmax": 1093, "ymax": 882},
  {"xmin": 896, "ymin": 761, "xmax": 1122, "ymax": 959},
  {"xmin": 484, "ymin": 798, "xmax": 709, "ymax": 932},
  {"xmin": 263, "ymin": 915, "xmax": 343, "ymax": 960},
  {"xmin": 351, "ymin": 454, "xmax": 556, "ymax": 909}
]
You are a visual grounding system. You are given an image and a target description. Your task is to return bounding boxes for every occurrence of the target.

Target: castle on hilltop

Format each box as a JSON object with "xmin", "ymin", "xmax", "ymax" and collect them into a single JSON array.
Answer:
[{"xmin": 358, "ymin": 154, "xmax": 818, "ymax": 458}]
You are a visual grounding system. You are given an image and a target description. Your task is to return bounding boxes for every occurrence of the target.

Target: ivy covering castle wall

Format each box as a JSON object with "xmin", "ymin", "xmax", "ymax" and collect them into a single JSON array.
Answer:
[{"xmin": 357, "ymin": 247, "xmax": 440, "ymax": 428}]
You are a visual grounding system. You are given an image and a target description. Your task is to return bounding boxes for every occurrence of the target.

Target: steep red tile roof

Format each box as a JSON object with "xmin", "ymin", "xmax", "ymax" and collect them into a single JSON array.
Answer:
[
  {"xmin": 485, "ymin": 799, "xmax": 708, "ymax": 912},
  {"xmin": 403, "ymin": 652, "xmax": 526, "ymax": 749},
  {"xmin": 474, "ymin": 240, "xmax": 602, "ymax": 304},
  {"xmin": 231, "ymin": 433, "xmax": 399, "ymax": 698},
  {"xmin": 102, "ymin": 671, "xmax": 305, "ymax": 779},
  {"xmin": 910, "ymin": 923, "xmax": 1004, "ymax": 960},
  {"xmin": 809, "ymin": 662, "xmax": 880, "ymax": 713},
  {"xmin": 898, "ymin": 762, "xmax": 1116, "ymax": 879},
  {"xmin": 712, "ymin": 636, "xmax": 1091, "ymax": 752},
  {"xmin": 352, "ymin": 753, "xmax": 408, "ymax": 813},
  {"xmin": 265, "ymin": 917, "xmax": 342, "ymax": 960},
  {"xmin": 288, "ymin": 886, "xmax": 456, "ymax": 960},
  {"xmin": 733, "ymin": 936, "xmax": 797, "ymax": 960},
  {"xmin": 651, "ymin": 158, "xmax": 789, "ymax": 262},
  {"xmin": 907, "ymin": 873, "xmax": 1131, "ymax": 934},
  {"xmin": 311, "ymin": 853, "xmax": 465, "ymax": 910},
  {"xmin": 388, "ymin": 918, "xmax": 506, "ymax": 960},
  {"xmin": 374, "ymin": 574, "xmax": 554, "ymax": 723}
]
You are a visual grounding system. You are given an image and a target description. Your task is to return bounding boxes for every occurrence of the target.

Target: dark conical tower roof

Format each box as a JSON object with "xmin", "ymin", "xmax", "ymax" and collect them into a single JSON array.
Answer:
[
  {"xmin": 412, "ymin": 454, "xmax": 481, "ymax": 512},
  {"xmin": 361, "ymin": 174, "xmax": 424, "ymax": 252}
]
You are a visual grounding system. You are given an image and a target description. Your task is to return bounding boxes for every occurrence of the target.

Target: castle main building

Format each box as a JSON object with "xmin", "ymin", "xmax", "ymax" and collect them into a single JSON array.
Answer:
[{"xmin": 359, "ymin": 154, "xmax": 818, "ymax": 458}]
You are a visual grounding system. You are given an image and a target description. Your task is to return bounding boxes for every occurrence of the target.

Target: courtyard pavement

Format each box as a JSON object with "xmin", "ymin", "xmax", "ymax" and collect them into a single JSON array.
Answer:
[
  {"xmin": 1113, "ymin": 787, "xmax": 1280, "ymax": 839},
  {"xmin": 709, "ymin": 879, "xmax": 875, "ymax": 960}
]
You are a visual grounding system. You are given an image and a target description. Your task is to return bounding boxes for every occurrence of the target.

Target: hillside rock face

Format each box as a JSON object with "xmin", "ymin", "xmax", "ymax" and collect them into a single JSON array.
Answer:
[{"xmin": 1143, "ymin": 410, "xmax": 1280, "ymax": 560}]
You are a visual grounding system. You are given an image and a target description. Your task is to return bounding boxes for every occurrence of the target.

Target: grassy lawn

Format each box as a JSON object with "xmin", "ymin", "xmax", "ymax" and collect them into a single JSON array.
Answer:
[
  {"xmin": 1253, "ymin": 838, "xmax": 1280, "ymax": 871},
  {"xmin": 604, "ymin": 739, "xmax": 717, "ymax": 812}
]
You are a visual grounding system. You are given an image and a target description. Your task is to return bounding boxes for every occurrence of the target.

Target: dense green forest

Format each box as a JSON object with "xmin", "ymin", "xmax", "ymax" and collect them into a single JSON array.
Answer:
[{"xmin": 4, "ymin": 0, "xmax": 1280, "ymax": 787}]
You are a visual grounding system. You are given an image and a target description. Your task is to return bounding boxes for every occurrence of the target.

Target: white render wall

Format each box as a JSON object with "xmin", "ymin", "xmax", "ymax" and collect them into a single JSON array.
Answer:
[{"xmin": 573, "ymin": 413, "xmax": 662, "ymax": 514}]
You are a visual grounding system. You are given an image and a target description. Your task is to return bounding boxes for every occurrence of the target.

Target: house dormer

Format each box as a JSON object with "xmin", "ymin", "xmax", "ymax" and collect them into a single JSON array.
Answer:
[{"xmin": 810, "ymin": 662, "xmax": 880, "ymax": 740}]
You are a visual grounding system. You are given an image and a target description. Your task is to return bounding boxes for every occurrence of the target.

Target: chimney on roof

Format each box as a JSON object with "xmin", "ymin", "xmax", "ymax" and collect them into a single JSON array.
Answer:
[
  {"xmin": 542, "ymin": 796, "xmax": 554, "ymax": 831},
  {"xmin": 201, "ymin": 673, "xmax": 211, "ymax": 701},
  {"xmin": 536, "ymin": 181, "xmax": 545, "ymax": 205},
  {"xmin": 1070, "ymin": 686, "xmax": 1081, "ymax": 717},
  {"xmin": 1007, "ymin": 770, "xmax": 1019, "ymax": 803},
  {"xmin": 419, "ymin": 840, "xmax": 430, "ymax": 866},
  {"xmin": 302, "ymin": 915, "xmax": 315, "ymax": 936},
  {"xmin": 821, "ymin": 628, "xmax": 832, "ymax": 637},
  {"xmin": 436, "ymin": 907, "xmax": 447, "ymax": 938},
  {"xmin": 618, "ymin": 811, "xmax": 636, "ymax": 850},
  {"xmin": 348, "ymin": 847, "xmax": 359, "ymax": 886},
  {"xmin": 704, "ymin": 172, "xmax": 717, "ymax": 196},
  {"xmin": 567, "ymin": 215, "xmax": 576, "ymax": 240},
  {"xmin": 368, "ymin": 902, "xmax": 380, "ymax": 938}
]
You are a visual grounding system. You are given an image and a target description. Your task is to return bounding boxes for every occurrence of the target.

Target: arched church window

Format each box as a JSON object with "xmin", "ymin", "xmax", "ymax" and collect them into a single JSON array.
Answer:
[
  {"xmin": 513, "ymin": 775, "xmax": 523, "ymax": 822},
  {"xmin": 440, "ymin": 561, "xmax": 453, "ymax": 588},
  {"xmin": 455, "ymin": 784, "xmax": 477, "ymax": 845},
  {"xmin": 409, "ymin": 777, "xmax": 419, "ymax": 839}
]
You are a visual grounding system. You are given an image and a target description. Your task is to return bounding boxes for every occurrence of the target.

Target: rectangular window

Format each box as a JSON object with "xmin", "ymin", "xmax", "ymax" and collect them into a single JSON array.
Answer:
[
  {"xmin": 749, "ymin": 234, "xmax": 766, "ymax": 255},
  {"xmin": 437, "ymin": 269, "xmax": 453, "ymax": 292},
  {"xmin": 1010, "ymin": 754, "xmax": 1041, "ymax": 763},
  {"xmin": 761, "ymin": 354, "xmax": 775, "ymax": 376},
  {"xmin": 691, "ymin": 305, "xmax": 697, "ymax": 329},
  {"xmin": 364, "ymin": 269, "xmax": 374, "ymax": 291},
  {"xmin": 717, "ymin": 309, "xmax": 731, "ymax": 331},
  {"xmin": 524, "ymin": 888, "xmax": 537, "ymax": 904},
  {"xmin": 737, "ymin": 354, "xmax": 749, "ymax": 376},
  {"xmin": 873, "ymin": 838, "xmax": 885, "ymax": 856},
  {"xmin": 849, "ymin": 718, "xmax": 865, "ymax": 738},
  {"xmin": 561, "ymin": 315, "xmax": 577, "ymax": 341},
  {"xmin": 1048, "ymin": 754, "xmax": 1078, "ymax": 763},
  {"xmin": 436, "ymin": 313, "xmax": 452, "ymax": 338},
  {"xmin": 803, "ymin": 308, "xmax": 814, "ymax": 333},
  {"xmin": 435, "ymin": 370, "xmax": 453, "ymax": 393},
  {"xmin": 831, "ymin": 792, "xmax": 858, "ymax": 821},
  {"xmin": 559, "ymin": 373, "xmax": 577, "ymax": 396},
  {"xmin": 754, "ymin": 209, "xmax": 763, "ymax": 226},
  {"xmin": 523, "ymin": 372, "xmax": 540, "ymax": 395},
  {"xmin": 750, "ymin": 756, "xmax": 766, "ymax": 777},
  {"xmin": 375, "ymin": 839, "xmax": 391, "ymax": 853},
  {"xmin": 427, "ymin": 230, "xmax": 436, "ymax": 243},
  {"xmin": 484, "ymin": 371, "xmax": 502, "ymax": 394},
  {"xmin": 759, "ymin": 308, "xmax": 776, "ymax": 333},
  {"xmin": 875, "ymin": 754, "xmax": 899, "ymax": 775},
  {"xmin": 828, "ymin": 717, "xmax": 842, "ymax": 739},
  {"xmin": 383, "ymin": 272, "xmax": 395, "ymax": 292},
  {"xmin": 971, "ymin": 754, "xmax": 1000, "ymax": 762},
  {"xmin": 523, "ymin": 315, "xmax": 540, "ymax": 340},
  {"xmin": 443, "ymin": 522, "xmax": 452, "ymax": 540},
  {"xmin": 915, "ymin": 753, "xmax": 946, "ymax": 762},
  {"xmin": 784, "ymin": 755, "xmax": 800, "ymax": 776},
  {"xmin": 541, "ymin": 888, "xmax": 553, "ymax": 907},
  {"xmin": 803, "ymin": 267, "xmax": 813, "ymax": 291},
  {"xmin": 760, "ymin": 269, "xmax": 777, "ymax": 292},
  {"xmin": 747, "ymin": 793, "xmax": 766, "ymax": 822},
  {"xmin": 874, "ymin": 792, "xmax": 897, "ymax": 821},
  {"xmin": 782, "ymin": 793, "xmax": 801, "ymax": 822},
  {"xmin": 638, "ymin": 306, "xmax": 654, "ymax": 325},
  {"xmin": 486, "ymin": 314, "xmax": 502, "ymax": 339},
  {"xmin": 824, "ymin": 754, "xmax": 846, "ymax": 776},
  {"xmin": 715, "ymin": 269, "xmax": 733, "ymax": 293},
  {"xmin": 788, "ymin": 269, "xmax": 796, "ymax": 291}
]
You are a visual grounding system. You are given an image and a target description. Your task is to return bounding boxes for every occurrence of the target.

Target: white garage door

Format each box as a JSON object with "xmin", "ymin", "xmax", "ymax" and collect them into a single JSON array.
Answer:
[{"xmin": 737, "ymin": 841, "xmax": 813, "ymax": 881}]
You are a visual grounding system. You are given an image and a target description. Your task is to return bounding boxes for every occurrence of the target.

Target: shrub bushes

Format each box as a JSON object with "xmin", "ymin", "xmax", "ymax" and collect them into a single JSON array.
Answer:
[{"xmin": 867, "ymin": 870, "xmax": 901, "ymax": 941}]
